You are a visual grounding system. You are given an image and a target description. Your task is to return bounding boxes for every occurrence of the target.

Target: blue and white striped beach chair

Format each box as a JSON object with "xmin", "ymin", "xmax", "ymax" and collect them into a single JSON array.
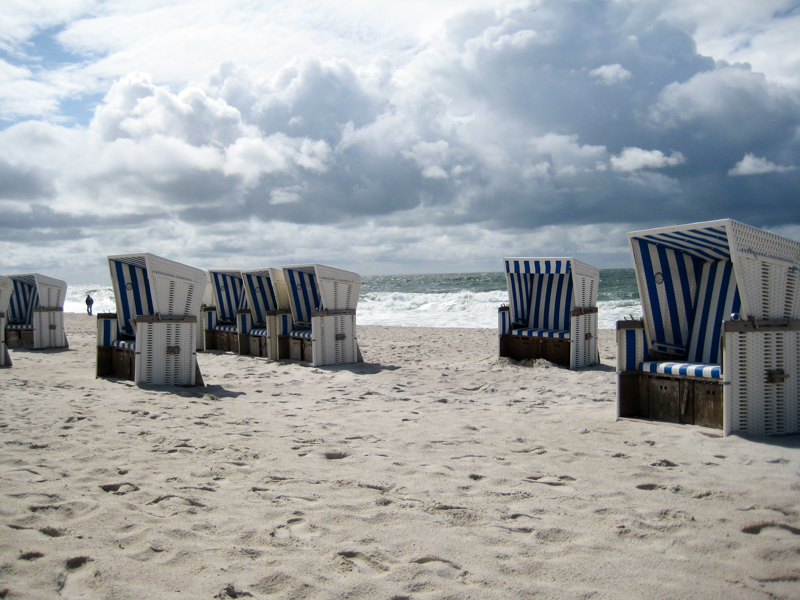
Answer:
[
  {"xmin": 201, "ymin": 269, "xmax": 248, "ymax": 353},
  {"xmin": 239, "ymin": 268, "xmax": 292, "ymax": 360},
  {"xmin": 97, "ymin": 253, "xmax": 206, "ymax": 386},
  {"xmin": 499, "ymin": 258, "xmax": 599, "ymax": 369},
  {"xmin": 617, "ymin": 219, "xmax": 800, "ymax": 435},
  {"xmin": 282, "ymin": 264, "xmax": 362, "ymax": 366},
  {"xmin": 0, "ymin": 276, "xmax": 13, "ymax": 366},
  {"xmin": 2, "ymin": 273, "xmax": 68, "ymax": 351}
]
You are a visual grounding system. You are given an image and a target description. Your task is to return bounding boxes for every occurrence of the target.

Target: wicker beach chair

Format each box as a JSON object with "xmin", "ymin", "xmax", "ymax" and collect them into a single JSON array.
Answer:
[
  {"xmin": 3, "ymin": 273, "xmax": 68, "ymax": 351},
  {"xmin": 498, "ymin": 258, "xmax": 600, "ymax": 369},
  {"xmin": 282, "ymin": 264, "xmax": 362, "ymax": 366},
  {"xmin": 239, "ymin": 268, "xmax": 292, "ymax": 360},
  {"xmin": 0, "ymin": 276, "xmax": 13, "ymax": 366},
  {"xmin": 616, "ymin": 219, "xmax": 800, "ymax": 435},
  {"xmin": 96, "ymin": 253, "xmax": 206, "ymax": 386},
  {"xmin": 201, "ymin": 270, "xmax": 248, "ymax": 353}
]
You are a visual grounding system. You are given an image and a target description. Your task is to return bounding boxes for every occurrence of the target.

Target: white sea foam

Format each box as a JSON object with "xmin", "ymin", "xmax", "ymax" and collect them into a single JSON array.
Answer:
[{"xmin": 64, "ymin": 284, "xmax": 642, "ymax": 329}]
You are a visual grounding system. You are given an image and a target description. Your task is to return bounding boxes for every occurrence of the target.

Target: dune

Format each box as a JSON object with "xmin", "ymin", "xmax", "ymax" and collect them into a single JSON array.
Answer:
[{"xmin": 0, "ymin": 314, "xmax": 798, "ymax": 599}]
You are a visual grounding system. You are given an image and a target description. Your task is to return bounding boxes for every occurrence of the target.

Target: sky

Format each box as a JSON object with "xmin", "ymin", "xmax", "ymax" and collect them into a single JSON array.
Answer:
[{"xmin": 1, "ymin": 0, "xmax": 799, "ymax": 283}]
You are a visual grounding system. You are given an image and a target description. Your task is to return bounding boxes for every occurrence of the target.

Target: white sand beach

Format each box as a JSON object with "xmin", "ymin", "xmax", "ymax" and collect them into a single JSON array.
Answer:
[{"xmin": 1, "ymin": 314, "xmax": 798, "ymax": 599}]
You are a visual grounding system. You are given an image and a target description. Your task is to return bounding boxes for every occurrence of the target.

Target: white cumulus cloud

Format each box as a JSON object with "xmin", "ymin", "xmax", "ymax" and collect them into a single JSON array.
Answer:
[{"xmin": 728, "ymin": 153, "xmax": 797, "ymax": 175}]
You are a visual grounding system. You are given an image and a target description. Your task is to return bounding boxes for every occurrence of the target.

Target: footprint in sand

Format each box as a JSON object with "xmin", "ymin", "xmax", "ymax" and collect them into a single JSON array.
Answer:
[
  {"xmin": 272, "ymin": 517, "xmax": 320, "ymax": 540},
  {"xmin": 410, "ymin": 556, "xmax": 465, "ymax": 580},
  {"xmin": 338, "ymin": 551, "xmax": 389, "ymax": 576},
  {"xmin": 742, "ymin": 523, "xmax": 800, "ymax": 535}
]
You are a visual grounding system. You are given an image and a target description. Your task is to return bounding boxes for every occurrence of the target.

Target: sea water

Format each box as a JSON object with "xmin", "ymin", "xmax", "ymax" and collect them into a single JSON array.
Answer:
[{"xmin": 64, "ymin": 269, "xmax": 642, "ymax": 329}]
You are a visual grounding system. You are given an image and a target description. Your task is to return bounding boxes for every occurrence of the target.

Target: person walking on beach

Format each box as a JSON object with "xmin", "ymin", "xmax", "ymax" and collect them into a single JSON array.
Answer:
[{"xmin": 86, "ymin": 294, "xmax": 94, "ymax": 316}]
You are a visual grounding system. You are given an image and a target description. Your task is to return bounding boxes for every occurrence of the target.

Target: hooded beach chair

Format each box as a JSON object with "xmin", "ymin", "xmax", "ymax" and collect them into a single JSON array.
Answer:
[
  {"xmin": 3, "ymin": 273, "xmax": 68, "ymax": 350},
  {"xmin": 96, "ymin": 253, "xmax": 206, "ymax": 386},
  {"xmin": 282, "ymin": 264, "xmax": 362, "ymax": 366},
  {"xmin": 0, "ymin": 276, "xmax": 13, "ymax": 366},
  {"xmin": 239, "ymin": 268, "xmax": 292, "ymax": 359},
  {"xmin": 616, "ymin": 219, "xmax": 800, "ymax": 435},
  {"xmin": 498, "ymin": 258, "xmax": 600, "ymax": 369},
  {"xmin": 201, "ymin": 269, "xmax": 248, "ymax": 353}
]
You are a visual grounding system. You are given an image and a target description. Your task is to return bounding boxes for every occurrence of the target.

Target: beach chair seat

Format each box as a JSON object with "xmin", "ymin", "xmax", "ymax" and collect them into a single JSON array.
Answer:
[
  {"xmin": 499, "ymin": 258, "xmax": 599, "ymax": 369},
  {"xmin": 282, "ymin": 264, "xmax": 362, "ymax": 366},
  {"xmin": 2, "ymin": 273, "xmax": 68, "ymax": 351},
  {"xmin": 96, "ymin": 253, "xmax": 206, "ymax": 386},
  {"xmin": 213, "ymin": 324, "xmax": 238, "ymax": 332},
  {"xmin": 617, "ymin": 219, "xmax": 800, "ymax": 435}
]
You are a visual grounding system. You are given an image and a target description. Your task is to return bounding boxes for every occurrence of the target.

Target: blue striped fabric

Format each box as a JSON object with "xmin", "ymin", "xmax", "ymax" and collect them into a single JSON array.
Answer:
[
  {"xmin": 243, "ymin": 273, "xmax": 277, "ymax": 326},
  {"xmin": 110, "ymin": 260, "xmax": 154, "ymax": 337},
  {"xmin": 687, "ymin": 260, "xmax": 740, "ymax": 365},
  {"xmin": 512, "ymin": 328, "xmax": 570, "ymax": 339},
  {"xmin": 238, "ymin": 311, "xmax": 252, "ymax": 335},
  {"xmin": 639, "ymin": 361, "xmax": 721, "ymax": 380},
  {"xmin": 213, "ymin": 325, "xmax": 238, "ymax": 332},
  {"xmin": 498, "ymin": 309, "xmax": 512, "ymax": 335},
  {"xmin": 278, "ymin": 313, "xmax": 292, "ymax": 335},
  {"xmin": 249, "ymin": 328, "xmax": 269, "ymax": 336},
  {"xmin": 619, "ymin": 328, "xmax": 650, "ymax": 371},
  {"xmin": 290, "ymin": 329, "xmax": 313, "ymax": 339},
  {"xmin": 9, "ymin": 279, "xmax": 37, "ymax": 324},
  {"xmin": 529, "ymin": 274, "xmax": 573, "ymax": 331},
  {"xmin": 639, "ymin": 226, "xmax": 730, "ymax": 260},
  {"xmin": 211, "ymin": 272, "xmax": 244, "ymax": 324},
  {"xmin": 203, "ymin": 308, "xmax": 218, "ymax": 330},
  {"xmin": 504, "ymin": 259, "xmax": 572, "ymax": 326},
  {"xmin": 111, "ymin": 340, "xmax": 136, "ymax": 350},
  {"xmin": 633, "ymin": 240, "xmax": 701, "ymax": 352},
  {"xmin": 98, "ymin": 316, "xmax": 119, "ymax": 346},
  {"xmin": 285, "ymin": 269, "xmax": 321, "ymax": 325}
]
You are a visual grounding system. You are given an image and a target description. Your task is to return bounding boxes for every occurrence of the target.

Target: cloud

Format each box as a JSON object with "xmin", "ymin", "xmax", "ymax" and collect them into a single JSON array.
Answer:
[
  {"xmin": 588, "ymin": 63, "xmax": 632, "ymax": 86},
  {"xmin": 728, "ymin": 153, "xmax": 797, "ymax": 176},
  {"xmin": 610, "ymin": 148, "xmax": 686, "ymax": 172},
  {"xmin": 1, "ymin": 0, "xmax": 800, "ymax": 281}
]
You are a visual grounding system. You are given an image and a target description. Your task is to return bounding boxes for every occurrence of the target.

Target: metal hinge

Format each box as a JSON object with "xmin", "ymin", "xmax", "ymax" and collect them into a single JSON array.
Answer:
[
  {"xmin": 335, "ymin": 333, "xmax": 346, "ymax": 341},
  {"xmin": 166, "ymin": 346, "xmax": 181, "ymax": 355}
]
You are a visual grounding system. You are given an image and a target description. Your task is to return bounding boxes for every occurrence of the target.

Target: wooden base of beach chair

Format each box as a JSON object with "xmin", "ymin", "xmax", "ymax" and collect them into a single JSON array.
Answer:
[
  {"xmin": 96, "ymin": 346, "xmax": 135, "ymax": 381},
  {"xmin": 6, "ymin": 329, "xmax": 34, "ymax": 348},
  {"xmin": 289, "ymin": 338, "xmax": 313, "ymax": 362},
  {"xmin": 499, "ymin": 334, "xmax": 570, "ymax": 367},
  {"xmin": 205, "ymin": 330, "xmax": 240, "ymax": 353},
  {"xmin": 238, "ymin": 333, "xmax": 251, "ymax": 355},
  {"xmin": 618, "ymin": 372, "xmax": 722, "ymax": 429}
]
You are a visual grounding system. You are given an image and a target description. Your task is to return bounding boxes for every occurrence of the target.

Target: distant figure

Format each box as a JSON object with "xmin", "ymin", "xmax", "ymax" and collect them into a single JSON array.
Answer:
[{"xmin": 86, "ymin": 294, "xmax": 94, "ymax": 316}]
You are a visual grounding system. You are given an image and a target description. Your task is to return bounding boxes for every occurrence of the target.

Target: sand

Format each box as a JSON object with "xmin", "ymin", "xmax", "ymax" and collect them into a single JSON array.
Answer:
[{"xmin": 1, "ymin": 314, "xmax": 799, "ymax": 600}]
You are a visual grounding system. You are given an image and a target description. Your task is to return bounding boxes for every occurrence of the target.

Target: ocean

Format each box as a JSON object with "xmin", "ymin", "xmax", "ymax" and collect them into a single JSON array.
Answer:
[{"xmin": 64, "ymin": 269, "xmax": 642, "ymax": 329}]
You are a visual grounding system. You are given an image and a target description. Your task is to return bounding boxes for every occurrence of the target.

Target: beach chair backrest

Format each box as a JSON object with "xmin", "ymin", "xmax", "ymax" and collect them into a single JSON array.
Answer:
[
  {"xmin": 8, "ymin": 277, "xmax": 38, "ymax": 324},
  {"xmin": 209, "ymin": 270, "xmax": 245, "ymax": 324},
  {"xmin": 284, "ymin": 267, "xmax": 321, "ymax": 326},
  {"xmin": 503, "ymin": 259, "xmax": 576, "ymax": 330},
  {"xmin": 242, "ymin": 270, "xmax": 280, "ymax": 327},
  {"xmin": 686, "ymin": 260, "xmax": 741, "ymax": 364},
  {"xmin": 110, "ymin": 258, "xmax": 155, "ymax": 337}
]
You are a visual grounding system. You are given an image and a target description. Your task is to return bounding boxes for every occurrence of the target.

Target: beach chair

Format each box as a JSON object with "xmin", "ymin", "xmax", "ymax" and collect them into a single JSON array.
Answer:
[
  {"xmin": 201, "ymin": 269, "xmax": 248, "ymax": 353},
  {"xmin": 239, "ymin": 268, "xmax": 292, "ymax": 360},
  {"xmin": 96, "ymin": 253, "xmax": 206, "ymax": 386},
  {"xmin": 282, "ymin": 264, "xmax": 362, "ymax": 366},
  {"xmin": 498, "ymin": 258, "xmax": 600, "ymax": 369},
  {"xmin": 0, "ymin": 276, "xmax": 13, "ymax": 366},
  {"xmin": 616, "ymin": 219, "xmax": 800, "ymax": 435},
  {"xmin": 3, "ymin": 273, "xmax": 68, "ymax": 350}
]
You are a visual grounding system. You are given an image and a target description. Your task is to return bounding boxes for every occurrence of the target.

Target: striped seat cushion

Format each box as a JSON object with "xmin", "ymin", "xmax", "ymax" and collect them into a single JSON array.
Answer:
[
  {"xmin": 111, "ymin": 339, "xmax": 136, "ymax": 350},
  {"xmin": 290, "ymin": 329, "xmax": 313, "ymax": 339},
  {"xmin": 638, "ymin": 361, "xmax": 721, "ymax": 380},
  {"xmin": 511, "ymin": 328, "xmax": 570, "ymax": 339},
  {"xmin": 249, "ymin": 328, "xmax": 269, "ymax": 336},
  {"xmin": 214, "ymin": 325, "xmax": 238, "ymax": 332},
  {"xmin": 6, "ymin": 324, "xmax": 33, "ymax": 330}
]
